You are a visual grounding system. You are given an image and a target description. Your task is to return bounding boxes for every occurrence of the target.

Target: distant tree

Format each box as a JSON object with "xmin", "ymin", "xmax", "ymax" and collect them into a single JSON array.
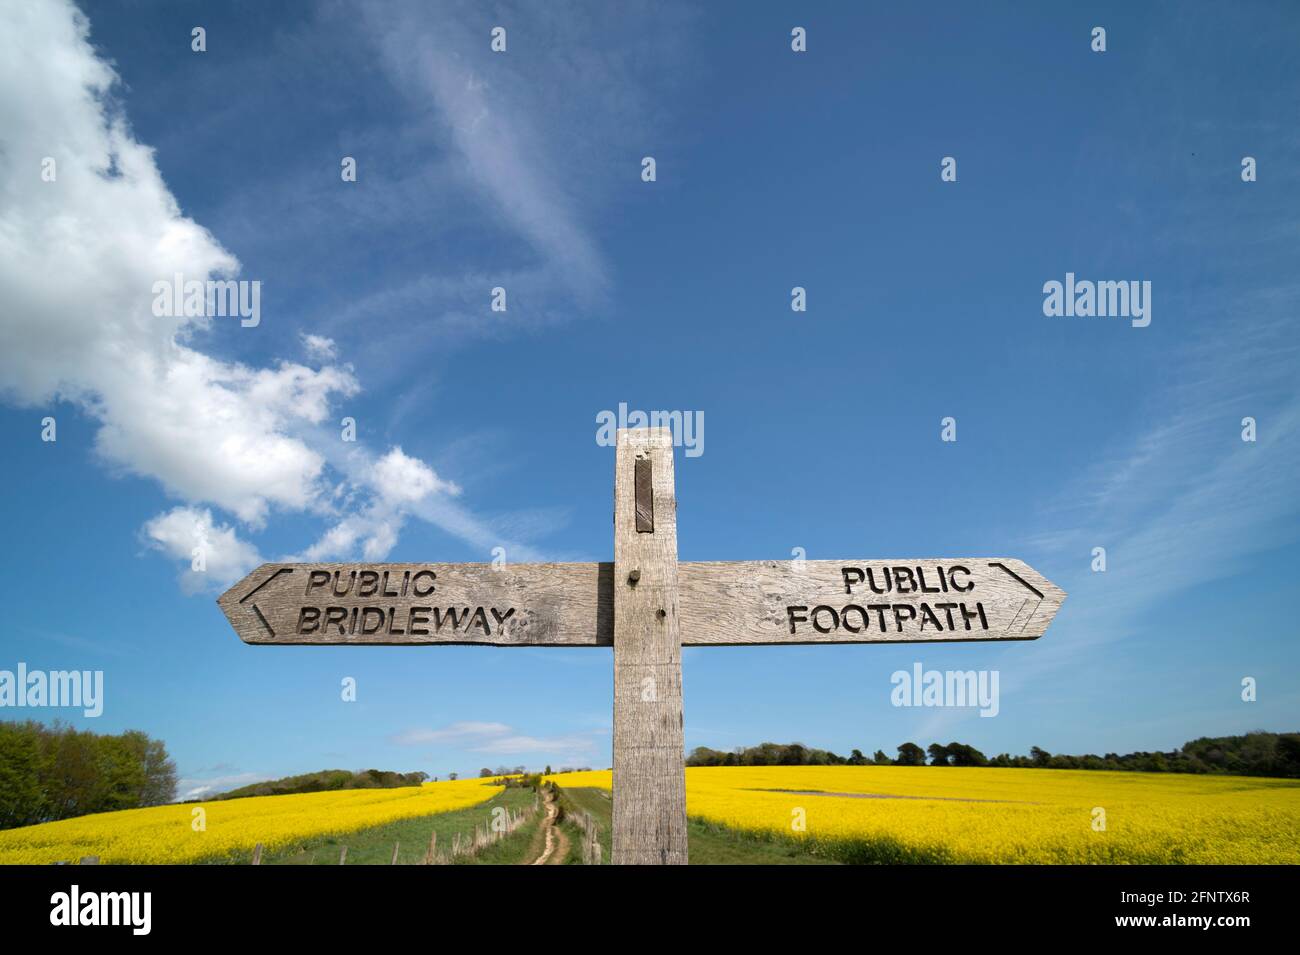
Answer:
[
  {"xmin": 447, "ymin": 772, "xmax": 458, "ymax": 781},
  {"xmin": 945, "ymin": 742, "xmax": 988, "ymax": 767},
  {"xmin": 544, "ymin": 765, "xmax": 552, "ymax": 775},
  {"xmin": 896, "ymin": 742, "xmax": 926, "ymax": 766},
  {"xmin": 687, "ymin": 747, "xmax": 728, "ymax": 767},
  {"xmin": 137, "ymin": 733, "xmax": 178, "ymax": 806},
  {"xmin": 1276, "ymin": 734, "xmax": 1300, "ymax": 777},
  {"xmin": 479, "ymin": 767, "xmax": 494, "ymax": 778},
  {"xmin": 677, "ymin": 731, "xmax": 1300, "ymax": 780}
]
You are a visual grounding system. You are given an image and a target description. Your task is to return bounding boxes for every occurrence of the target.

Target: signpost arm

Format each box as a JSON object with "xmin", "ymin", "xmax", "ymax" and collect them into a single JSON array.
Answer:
[{"xmin": 612, "ymin": 428, "xmax": 688, "ymax": 864}]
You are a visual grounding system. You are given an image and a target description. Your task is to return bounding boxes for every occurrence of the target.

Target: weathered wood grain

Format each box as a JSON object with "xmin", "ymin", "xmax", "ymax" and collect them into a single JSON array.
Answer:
[
  {"xmin": 217, "ymin": 561, "xmax": 613, "ymax": 647},
  {"xmin": 219, "ymin": 558, "xmax": 1063, "ymax": 647},
  {"xmin": 611, "ymin": 428, "xmax": 687, "ymax": 865},
  {"xmin": 676, "ymin": 558, "xmax": 1066, "ymax": 645}
]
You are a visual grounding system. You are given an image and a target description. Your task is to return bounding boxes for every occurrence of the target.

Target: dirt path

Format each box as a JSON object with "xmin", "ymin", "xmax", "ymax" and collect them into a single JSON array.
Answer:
[
  {"xmin": 547, "ymin": 817, "xmax": 571, "ymax": 864},
  {"xmin": 528, "ymin": 790, "xmax": 571, "ymax": 865}
]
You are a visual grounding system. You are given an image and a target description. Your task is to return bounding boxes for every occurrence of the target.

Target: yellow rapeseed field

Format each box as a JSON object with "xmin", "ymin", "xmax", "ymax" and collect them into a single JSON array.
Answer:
[
  {"xmin": 547, "ymin": 766, "xmax": 1300, "ymax": 864},
  {"xmin": 0, "ymin": 777, "xmax": 503, "ymax": 865}
]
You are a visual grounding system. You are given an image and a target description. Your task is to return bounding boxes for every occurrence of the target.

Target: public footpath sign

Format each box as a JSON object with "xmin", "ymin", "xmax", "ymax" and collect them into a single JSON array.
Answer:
[{"xmin": 218, "ymin": 428, "xmax": 1066, "ymax": 864}]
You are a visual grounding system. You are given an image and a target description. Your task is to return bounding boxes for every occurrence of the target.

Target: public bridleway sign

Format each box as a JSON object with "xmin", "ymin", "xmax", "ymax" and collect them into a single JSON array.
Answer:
[{"xmin": 218, "ymin": 428, "xmax": 1066, "ymax": 864}]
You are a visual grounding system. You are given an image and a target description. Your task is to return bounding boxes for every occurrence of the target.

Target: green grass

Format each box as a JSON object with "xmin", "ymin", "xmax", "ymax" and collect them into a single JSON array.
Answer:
[
  {"xmin": 686, "ymin": 818, "xmax": 839, "ymax": 864},
  {"xmin": 259, "ymin": 787, "xmax": 540, "ymax": 865},
  {"xmin": 455, "ymin": 805, "xmax": 546, "ymax": 865},
  {"xmin": 555, "ymin": 786, "xmax": 609, "ymax": 864},
  {"xmin": 554, "ymin": 787, "xmax": 835, "ymax": 865}
]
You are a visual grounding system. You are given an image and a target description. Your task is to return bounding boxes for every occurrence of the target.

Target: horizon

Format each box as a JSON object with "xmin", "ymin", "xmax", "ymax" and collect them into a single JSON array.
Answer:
[{"xmin": 178, "ymin": 726, "xmax": 1300, "ymax": 802}]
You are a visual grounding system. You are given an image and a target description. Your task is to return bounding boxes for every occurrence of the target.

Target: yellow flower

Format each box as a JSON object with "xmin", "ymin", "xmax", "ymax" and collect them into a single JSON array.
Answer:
[
  {"xmin": 0, "ymin": 778, "xmax": 503, "ymax": 865},
  {"xmin": 546, "ymin": 766, "xmax": 1300, "ymax": 864}
]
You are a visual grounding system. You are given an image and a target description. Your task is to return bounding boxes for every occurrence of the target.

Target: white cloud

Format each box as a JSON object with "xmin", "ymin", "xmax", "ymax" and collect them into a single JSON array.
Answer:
[
  {"xmin": 292, "ymin": 445, "xmax": 463, "ymax": 562},
  {"xmin": 393, "ymin": 721, "xmax": 513, "ymax": 745},
  {"xmin": 176, "ymin": 770, "xmax": 270, "ymax": 801},
  {"xmin": 0, "ymin": 1, "xmax": 554, "ymax": 586},
  {"xmin": 373, "ymin": 446, "xmax": 458, "ymax": 503},
  {"xmin": 300, "ymin": 333, "xmax": 337, "ymax": 360},
  {"xmin": 142, "ymin": 506, "xmax": 262, "ymax": 594},
  {"xmin": 392, "ymin": 720, "xmax": 599, "ymax": 764},
  {"xmin": 0, "ymin": 2, "xmax": 355, "ymax": 529}
]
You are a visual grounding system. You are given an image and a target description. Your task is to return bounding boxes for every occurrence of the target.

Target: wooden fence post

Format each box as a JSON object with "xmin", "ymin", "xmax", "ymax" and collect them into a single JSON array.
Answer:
[{"xmin": 251, "ymin": 843, "xmax": 263, "ymax": 865}]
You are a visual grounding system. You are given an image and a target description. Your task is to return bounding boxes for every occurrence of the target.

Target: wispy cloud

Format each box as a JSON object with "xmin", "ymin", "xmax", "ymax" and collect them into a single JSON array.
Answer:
[
  {"xmin": 392, "ymin": 720, "xmax": 601, "ymax": 765},
  {"xmin": 176, "ymin": 770, "xmax": 270, "ymax": 802},
  {"xmin": 1029, "ymin": 309, "xmax": 1299, "ymax": 656},
  {"xmin": 914, "ymin": 304, "xmax": 1300, "ymax": 745}
]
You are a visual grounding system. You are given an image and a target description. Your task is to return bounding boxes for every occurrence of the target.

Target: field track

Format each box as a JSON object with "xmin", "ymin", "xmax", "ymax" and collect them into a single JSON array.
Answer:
[{"xmin": 527, "ymin": 789, "xmax": 570, "ymax": 865}]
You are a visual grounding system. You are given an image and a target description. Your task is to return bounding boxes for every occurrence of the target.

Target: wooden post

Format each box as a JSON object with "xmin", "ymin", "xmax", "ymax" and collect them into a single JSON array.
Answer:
[
  {"xmin": 251, "ymin": 842, "xmax": 263, "ymax": 865},
  {"xmin": 338, "ymin": 846, "xmax": 347, "ymax": 865},
  {"xmin": 612, "ymin": 427, "xmax": 687, "ymax": 864},
  {"xmin": 78, "ymin": 856, "xmax": 99, "ymax": 865},
  {"xmin": 391, "ymin": 841, "xmax": 400, "ymax": 865}
]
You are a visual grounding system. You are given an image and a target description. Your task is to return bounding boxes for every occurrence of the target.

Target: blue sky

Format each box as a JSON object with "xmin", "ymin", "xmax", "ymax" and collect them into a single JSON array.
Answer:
[{"xmin": 0, "ymin": 1, "xmax": 1296, "ymax": 798}]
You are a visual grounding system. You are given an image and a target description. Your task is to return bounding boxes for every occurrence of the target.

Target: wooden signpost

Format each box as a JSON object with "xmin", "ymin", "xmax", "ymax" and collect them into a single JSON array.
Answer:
[{"xmin": 218, "ymin": 428, "xmax": 1066, "ymax": 864}]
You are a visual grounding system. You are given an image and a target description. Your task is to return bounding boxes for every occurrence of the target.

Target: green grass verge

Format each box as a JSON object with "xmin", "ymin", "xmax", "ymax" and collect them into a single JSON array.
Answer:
[
  {"xmin": 258, "ymin": 787, "xmax": 540, "ymax": 865},
  {"xmin": 455, "ymin": 804, "xmax": 546, "ymax": 866},
  {"xmin": 554, "ymin": 787, "xmax": 836, "ymax": 865}
]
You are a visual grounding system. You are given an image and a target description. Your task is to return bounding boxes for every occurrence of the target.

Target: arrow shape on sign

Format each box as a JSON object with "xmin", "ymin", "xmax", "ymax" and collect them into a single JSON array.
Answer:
[
  {"xmin": 234, "ymin": 567, "xmax": 295, "ymax": 639},
  {"xmin": 987, "ymin": 561, "xmax": 1044, "ymax": 635}
]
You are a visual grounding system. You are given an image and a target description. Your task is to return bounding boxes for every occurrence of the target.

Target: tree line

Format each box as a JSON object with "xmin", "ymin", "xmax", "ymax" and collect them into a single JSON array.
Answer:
[
  {"xmin": 479, "ymin": 764, "xmax": 592, "ymax": 778},
  {"xmin": 0, "ymin": 720, "xmax": 176, "ymax": 830},
  {"xmin": 210, "ymin": 767, "xmax": 429, "ymax": 801},
  {"xmin": 687, "ymin": 730, "xmax": 1300, "ymax": 778}
]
